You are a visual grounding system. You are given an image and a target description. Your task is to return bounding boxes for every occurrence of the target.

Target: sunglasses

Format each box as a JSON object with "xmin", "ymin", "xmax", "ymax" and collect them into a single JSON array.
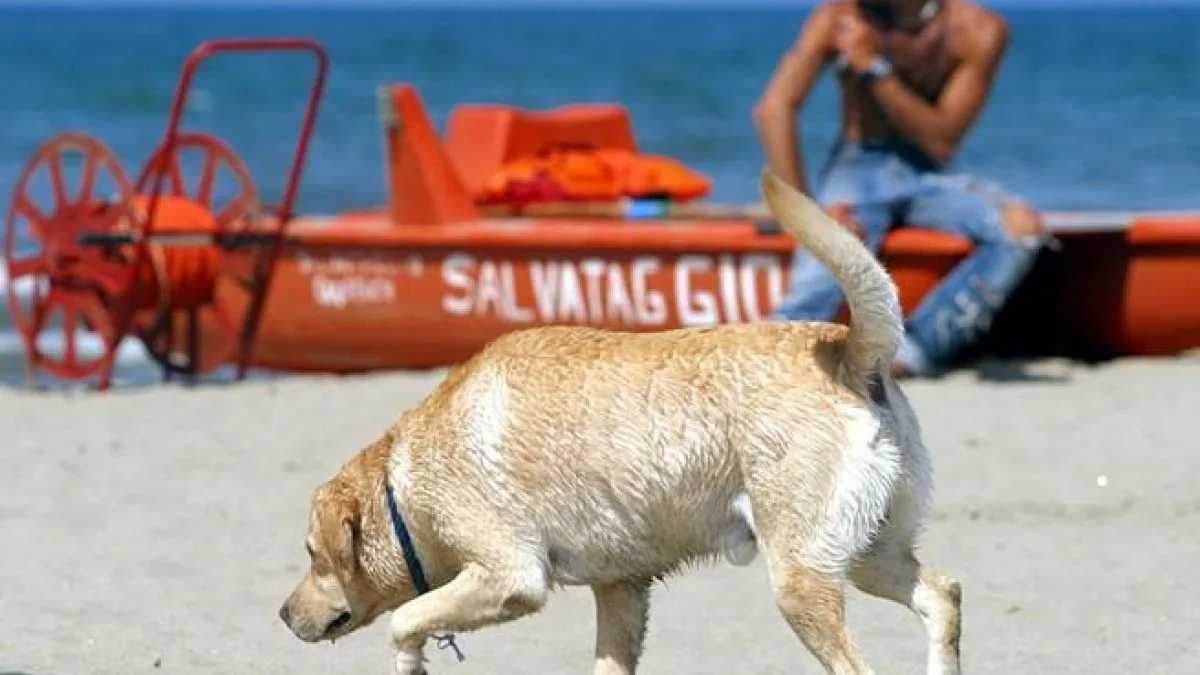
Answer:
[{"xmin": 857, "ymin": 0, "xmax": 941, "ymax": 31}]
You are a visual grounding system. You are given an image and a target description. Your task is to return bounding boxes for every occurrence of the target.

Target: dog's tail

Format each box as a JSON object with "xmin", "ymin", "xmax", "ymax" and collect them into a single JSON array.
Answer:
[{"xmin": 760, "ymin": 167, "xmax": 903, "ymax": 378}]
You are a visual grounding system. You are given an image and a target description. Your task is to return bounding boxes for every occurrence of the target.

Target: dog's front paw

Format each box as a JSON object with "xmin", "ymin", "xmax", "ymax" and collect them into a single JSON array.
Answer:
[{"xmin": 393, "ymin": 647, "xmax": 427, "ymax": 675}]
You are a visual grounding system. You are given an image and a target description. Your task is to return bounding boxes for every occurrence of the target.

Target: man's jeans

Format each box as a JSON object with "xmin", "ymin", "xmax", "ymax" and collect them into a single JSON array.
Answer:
[{"xmin": 772, "ymin": 140, "xmax": 1046, "ymax": 374}]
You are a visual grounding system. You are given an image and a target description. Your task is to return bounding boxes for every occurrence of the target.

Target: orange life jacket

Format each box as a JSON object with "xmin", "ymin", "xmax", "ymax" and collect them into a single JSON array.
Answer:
[{"xmin": 478, "ymin": 147, "xmax": 711, "ymax": 206}]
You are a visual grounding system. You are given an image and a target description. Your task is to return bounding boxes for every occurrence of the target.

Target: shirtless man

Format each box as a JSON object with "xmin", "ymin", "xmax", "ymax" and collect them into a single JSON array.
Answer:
[{"xmin": 754, "ymin": 0, "xmax": 1049, "ymax": 376}]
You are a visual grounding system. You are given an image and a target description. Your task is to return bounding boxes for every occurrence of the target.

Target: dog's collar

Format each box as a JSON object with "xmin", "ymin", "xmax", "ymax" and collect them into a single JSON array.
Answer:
[
  {"xmin": 383, "ymin": 478, "xmax": 466, "ymax": 662},
  {"xmin": 384, "ymin": 478, "xmax": 432, "ymax": 595}
]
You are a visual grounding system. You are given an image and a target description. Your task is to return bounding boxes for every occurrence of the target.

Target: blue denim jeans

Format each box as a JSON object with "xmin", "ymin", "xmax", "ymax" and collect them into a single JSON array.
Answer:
[{"xmin": 772, "ymin": 139, "xmax": 1046, "ymax": 374}]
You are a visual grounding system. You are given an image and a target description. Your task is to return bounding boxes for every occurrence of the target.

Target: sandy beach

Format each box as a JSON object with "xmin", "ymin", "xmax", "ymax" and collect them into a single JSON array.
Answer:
[{"xmin": 3, "ymin": 354, "xmax": 1199, "ymax": 675}]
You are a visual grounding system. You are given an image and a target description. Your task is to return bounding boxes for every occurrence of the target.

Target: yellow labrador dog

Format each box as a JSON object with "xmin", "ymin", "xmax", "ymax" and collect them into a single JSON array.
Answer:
[{"xmin": 279, "ymin": 168, "xmax": 962, "ymax": 675}]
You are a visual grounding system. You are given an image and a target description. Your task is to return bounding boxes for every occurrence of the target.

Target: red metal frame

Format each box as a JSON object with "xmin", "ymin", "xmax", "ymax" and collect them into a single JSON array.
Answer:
[
  {"xmin": 2, "ymin": 132, "xmax": 140, "ymax": 385},
  {"xmin": 132, "ymin": 131, "xmax": 262, "ymax": 379},
  {"xmin": 115, "ymin": 38, "xmax": 329, "ymax": 386}
]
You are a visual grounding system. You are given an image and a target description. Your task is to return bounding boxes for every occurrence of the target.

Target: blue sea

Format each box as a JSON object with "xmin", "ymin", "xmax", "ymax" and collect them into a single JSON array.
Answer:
[{"xmin": 2, "ymin": 4, "xmax": 1199, "ymax": 384}]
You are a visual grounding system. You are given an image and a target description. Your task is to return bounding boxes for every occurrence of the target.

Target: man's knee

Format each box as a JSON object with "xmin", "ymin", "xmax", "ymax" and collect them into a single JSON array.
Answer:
[{"xmin": 1000, "ymin": 203, "xmax": 1045, "ymax": 240}]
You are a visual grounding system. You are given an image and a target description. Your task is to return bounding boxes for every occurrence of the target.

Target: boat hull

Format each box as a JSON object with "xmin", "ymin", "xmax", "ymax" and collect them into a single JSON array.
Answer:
[{"xmin": 206, "ymin": 213, "xmax": 1200, "ymax": 374}]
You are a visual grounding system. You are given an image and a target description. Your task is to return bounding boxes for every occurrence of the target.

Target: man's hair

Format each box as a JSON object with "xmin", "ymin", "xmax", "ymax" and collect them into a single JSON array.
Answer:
[{"xmin": 856, "ymin": 0, "xmax": 942, "ymax": 32}]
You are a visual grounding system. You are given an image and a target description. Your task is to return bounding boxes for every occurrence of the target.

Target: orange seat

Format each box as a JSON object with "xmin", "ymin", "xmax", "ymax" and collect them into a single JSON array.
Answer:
[
  {"xmin": 883, "ymin": 227, "xmax": 973, "ymax": 256},
  {"xmin": 477, "ymin": 147, "xmax": 712, "ymax": 206},
  {"xmin": 444, "ymin": 104, "xmax": 638, "ymax": 199}
]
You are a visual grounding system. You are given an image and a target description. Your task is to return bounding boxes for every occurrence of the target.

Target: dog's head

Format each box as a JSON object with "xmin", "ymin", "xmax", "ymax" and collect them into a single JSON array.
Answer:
[{"xmin": 278, "ymin": 462, "xmax": 397, "ymax": 643}]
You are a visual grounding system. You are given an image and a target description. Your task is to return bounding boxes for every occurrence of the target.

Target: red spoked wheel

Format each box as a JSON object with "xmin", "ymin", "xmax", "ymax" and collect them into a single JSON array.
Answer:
[
  {"xmin": 2, "ymin": 132, "xmax": 139, "ymax": 385},
  {"xmin": 131, "ymin": 132, "xmax": 266, "ymax": 378}
]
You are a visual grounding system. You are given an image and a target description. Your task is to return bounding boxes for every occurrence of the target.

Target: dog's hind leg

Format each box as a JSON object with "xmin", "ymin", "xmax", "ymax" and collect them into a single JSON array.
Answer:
[
  {"xmin": 849, "ymin": 387, "xmax": 962, "ymax": 675},
  {"xmin": 849, "ymin": 532, "xmax": 962, "ymax": 675},
  {"xmin": 738, "ymin": 400, "xmax": 897, "ymax": 674},
  {"xmin": 389, "ymin": 560, "xmax": 549, "ymax": 674},
  {"xmin": 756, "ymin": 504, "xmax": 876, "ymax": 673},
  {"xmin": 591, "ymin": 578, "xmax": 652, "ymax": 675},
  {"xmin": 765, "ymin": 552, "xmax": 875, "ymax": 675}
]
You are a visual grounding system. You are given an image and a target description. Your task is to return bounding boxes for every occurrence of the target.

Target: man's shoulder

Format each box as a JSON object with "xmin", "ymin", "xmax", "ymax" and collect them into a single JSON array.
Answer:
[
  {"xmin": 952, "ymin": 1, "xmax": 1009, "ymax": 47},
  {"xmin": 950, "ymin": 0, "xmax": 1009, "ymax": 59},
  {"xmin": 805, "ymin": 1, "xmax": 851, "ymax": 24},
  {"xmin": 791, "ymin": 0, "xmax": 850, "ymax": 43}
]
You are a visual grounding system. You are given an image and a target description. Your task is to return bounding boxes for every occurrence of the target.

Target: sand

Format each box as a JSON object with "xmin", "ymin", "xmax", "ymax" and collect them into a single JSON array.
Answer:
[{"xmin": 3, "ymin": 354, "xmax": 1199, "ymax": 675}]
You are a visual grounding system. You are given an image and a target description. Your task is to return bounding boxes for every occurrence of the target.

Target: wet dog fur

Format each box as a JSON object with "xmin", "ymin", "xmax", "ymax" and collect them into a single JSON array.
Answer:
[{"xmin": 279, "ymin": 168, "xmax": 963, "ymax": 675}]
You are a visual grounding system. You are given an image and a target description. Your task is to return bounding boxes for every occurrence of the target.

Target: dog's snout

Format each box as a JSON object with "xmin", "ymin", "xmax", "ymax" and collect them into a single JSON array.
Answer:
[
  {"xmin": 278, "ymin": 602, "xmax": 291, "ymax": 626},
  {"xmin": 326, "ymin": 610, "xmax": 352, "ymax": 634}
]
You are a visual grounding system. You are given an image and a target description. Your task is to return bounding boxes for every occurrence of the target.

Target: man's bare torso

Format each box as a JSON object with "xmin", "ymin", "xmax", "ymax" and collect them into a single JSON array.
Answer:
[{"xmin": 832, "ymin": 0, "xmax": 999, "ymax": 145}]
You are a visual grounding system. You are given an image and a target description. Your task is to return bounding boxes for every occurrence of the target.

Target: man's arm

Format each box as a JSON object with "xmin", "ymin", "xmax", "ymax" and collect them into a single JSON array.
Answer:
[
  {"xmin": 752, "ymin": 4, "xmax": 839, "ymax": 195},
  {"xmin": 842, "ymin": 13, "xmax": 1009, "ymax": 164}
]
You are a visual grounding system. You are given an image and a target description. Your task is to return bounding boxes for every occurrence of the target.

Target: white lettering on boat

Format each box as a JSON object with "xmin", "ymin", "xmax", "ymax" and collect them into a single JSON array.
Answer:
[
  {"xmin": 296, "ymin": 252, "xmax": 411, "ymax": 309},
  {"xmin": 441, "ymin": 253, "xmax": 785, "ymax": 327}
]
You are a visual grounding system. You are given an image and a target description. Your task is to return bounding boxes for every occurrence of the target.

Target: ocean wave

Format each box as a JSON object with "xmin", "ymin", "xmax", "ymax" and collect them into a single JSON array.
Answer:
[
  {"xmin": 0, "ymin": 261, "xmax": 150, "ymax": 368},
  {"xmin": 0, "ymin": 329, "xmax": 148, "ymax": 363},
  {"xmin": 0, "ymin": 260, "xmax": 30, "ymax": 332}
]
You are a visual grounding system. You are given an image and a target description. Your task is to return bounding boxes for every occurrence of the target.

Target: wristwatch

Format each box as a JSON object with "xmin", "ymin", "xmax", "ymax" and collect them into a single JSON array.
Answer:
[{"xmin": 856, "ymin": 56, "xmax": 894, "ymax": 86}]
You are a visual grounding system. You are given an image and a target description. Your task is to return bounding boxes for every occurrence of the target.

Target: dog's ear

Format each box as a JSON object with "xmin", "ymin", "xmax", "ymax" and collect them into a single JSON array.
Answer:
[{"xmin": 318, "ymin": 481, "xmax": 362, "ymax": 573}]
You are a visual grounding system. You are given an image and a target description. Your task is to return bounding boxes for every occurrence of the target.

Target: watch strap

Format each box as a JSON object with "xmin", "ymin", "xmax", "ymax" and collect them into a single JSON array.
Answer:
[{"xmin": 857, "ymin": 56, "xmax": 894, "ymax": 85}]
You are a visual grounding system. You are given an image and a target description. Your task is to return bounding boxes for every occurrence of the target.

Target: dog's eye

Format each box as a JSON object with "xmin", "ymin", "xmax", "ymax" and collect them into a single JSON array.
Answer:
[{"xmin": 305, "ymin": 542, "xmax": 316, "ymax": 558}]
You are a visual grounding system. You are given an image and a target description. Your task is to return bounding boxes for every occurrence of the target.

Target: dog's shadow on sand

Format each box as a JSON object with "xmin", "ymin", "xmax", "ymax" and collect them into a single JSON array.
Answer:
[
  {"xmin": 0, "ymin": 360, "xmax": 299, "ymax": 394},
  {"xmin": 944, "ymin": 357, "xmax": 1078, "ymax": 384}
]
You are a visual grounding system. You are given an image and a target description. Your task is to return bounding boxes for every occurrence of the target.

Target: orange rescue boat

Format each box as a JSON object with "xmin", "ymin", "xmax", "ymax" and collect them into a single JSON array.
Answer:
[{"xmin": 4, "ymin": 38, "xmax": 1200, "ymax": 391}]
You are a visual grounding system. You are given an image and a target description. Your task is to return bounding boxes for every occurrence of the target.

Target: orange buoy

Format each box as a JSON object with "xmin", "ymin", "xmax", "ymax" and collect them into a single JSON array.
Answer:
[{"xmin": 129, "ymin": 194, "xmax": 222, "ymax": 314}]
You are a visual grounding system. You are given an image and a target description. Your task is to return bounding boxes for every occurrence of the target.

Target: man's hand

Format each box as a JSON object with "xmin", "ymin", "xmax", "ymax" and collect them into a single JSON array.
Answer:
[
  {"xmin": 834, "ymin": 13, "xmax": 880, "ymax": 72},
  {"xmin": 828, "ymin": 202, "xmax": 867, "ymax": 241}
]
